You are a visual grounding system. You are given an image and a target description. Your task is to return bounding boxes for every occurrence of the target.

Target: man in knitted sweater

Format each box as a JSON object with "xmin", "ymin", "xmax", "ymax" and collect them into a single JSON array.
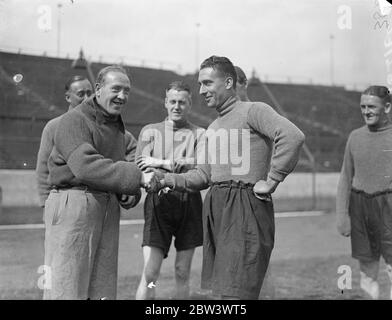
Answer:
[
  {"xmin": 148, "ymin": 56, "xmax": 305, "ymax": 299},
  {"xmin": 43, "ymin": 65, "xmax": 149, "ymax": 300},
  {"xmin": 36, "ymin": 75, "xmax": 139, "ymax": 212},
  {"xmin": 337, "ymin": 85, "xmax": 392, "ymax": 299}
]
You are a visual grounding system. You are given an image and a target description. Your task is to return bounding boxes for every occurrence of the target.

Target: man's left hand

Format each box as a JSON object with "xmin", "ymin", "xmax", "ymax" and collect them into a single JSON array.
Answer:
[
  {"xmin": 136, "ymin": 156, "xmax": 162, "ymax": 171},
  {"xmin": 118, "ymin": 190, "xmax": 142, "ymax": 210},
  {"xmin": 253, "ymin": 179, "xmax": 279, "ymax": 200}
]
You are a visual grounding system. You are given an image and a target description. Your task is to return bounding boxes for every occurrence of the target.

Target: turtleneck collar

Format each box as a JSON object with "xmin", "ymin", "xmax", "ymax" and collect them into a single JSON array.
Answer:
[
  {"xmin": 165, "ymin": 117, "xmax": 189, "ymax": 131},
  {"xmin": 216, "ymin": 95, "xmax": 238, "ymax": 117},
  {"xmin": 83, "ymin": 96, "xmax": 125, "ymax": 132},
  {"xmin": 366, "ymin": 123, "xmax": 392, "ymax": 133}
]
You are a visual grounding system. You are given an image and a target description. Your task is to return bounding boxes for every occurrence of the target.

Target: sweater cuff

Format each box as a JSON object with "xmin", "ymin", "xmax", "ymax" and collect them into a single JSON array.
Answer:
[
  {"xmin": 268, "ymin": 170, "xmax": 286, "ymax": 182},
  {"xmin": 164, "ymin": 173, "xmax": 176, "ymax": 189}
]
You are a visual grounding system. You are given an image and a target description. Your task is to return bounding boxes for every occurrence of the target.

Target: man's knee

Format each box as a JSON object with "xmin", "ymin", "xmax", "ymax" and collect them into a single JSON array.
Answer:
[
  {"xmin": 175, "ymin": 263, "xmax": 191, "ymax": 282},
  {"xmin": 386, "ymin": 264, "xmax": 392, "ymax": 282},
  {"xmin": 144, "ymin": 265, "xmax": 160, "ymax": 285}
]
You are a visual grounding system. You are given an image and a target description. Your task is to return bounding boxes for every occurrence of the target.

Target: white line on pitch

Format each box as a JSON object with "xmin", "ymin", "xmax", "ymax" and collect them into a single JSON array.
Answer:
[
  {"xmin": 0, "ymin": 219, "xmax": 145, "ymax": 230},
  {"xmin": 0, "ymin": 212, "xmax": 325, "ymax": 230},
  {"xmin": 275, "ymin": 211, "xmax": 325, "ymax": 218}
]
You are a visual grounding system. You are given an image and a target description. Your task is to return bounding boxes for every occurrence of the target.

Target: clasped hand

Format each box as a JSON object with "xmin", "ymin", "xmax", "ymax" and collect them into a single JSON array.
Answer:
[{"xmin": 140, "ymin": 169, "xmax": 166, "ymax": 193}]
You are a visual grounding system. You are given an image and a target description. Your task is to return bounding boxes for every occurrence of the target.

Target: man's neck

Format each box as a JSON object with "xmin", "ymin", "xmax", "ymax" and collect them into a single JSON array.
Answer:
[
  {"xmin": 166, "ymin": 118, "xmax": 188, "ymax": 129},
  {"xmin": 216, "ymin": 94, "xmax": 237, "ymax": 116},
  {"xmin": 367, "ymin": 120, "xmax": 392, "ymax": 132},
  {"xmin": 94, "ymin": 97, "xmax": 119, "ymax": 120}
]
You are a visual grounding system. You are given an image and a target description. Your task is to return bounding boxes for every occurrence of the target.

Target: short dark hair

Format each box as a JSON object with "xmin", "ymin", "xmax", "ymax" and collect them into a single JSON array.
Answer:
[
  {"xmin": 234, "ymin": 66, "xmax": 247, "ymax": 85},
  {"xmin": 166, "ymin": 81, "xmax": 191, "ymax": 95},
  {"xmin": 65, "ymin": 75, "xmax": 88, "ymax": 92},
  {"xmin": 200, "ymin": 55, "xmax": 237, "ymax": 89},
  {"xmin": 362, "ymin": 85, "xmax": 391, "ymax": 103},
  {"xmin": 96, "ymin": 65, "xmax": 128, "ymax": 87}
]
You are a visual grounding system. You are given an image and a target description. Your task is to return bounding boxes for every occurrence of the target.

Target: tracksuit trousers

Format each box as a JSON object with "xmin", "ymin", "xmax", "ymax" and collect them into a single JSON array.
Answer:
[{"xmin": 43, "ymin": 188, "xmax": 120, "ymax": 300}]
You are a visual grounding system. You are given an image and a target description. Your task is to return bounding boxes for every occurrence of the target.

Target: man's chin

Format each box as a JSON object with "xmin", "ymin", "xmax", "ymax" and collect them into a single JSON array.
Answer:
[
  {"xmin": 364, "ymin": 119, "xmax": 377, "ymax": 126},
  {"xmin": 109, "ymin": 106, "xmax": 123, "ymax": 114}
]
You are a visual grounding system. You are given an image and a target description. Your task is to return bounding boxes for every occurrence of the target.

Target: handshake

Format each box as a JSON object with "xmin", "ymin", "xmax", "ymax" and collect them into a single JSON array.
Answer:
[
  {"xmin": 137, "ymin": 155, "xmax": 172, "ymax": 193},
  {"xmin": 140, "ymin": 169, "xmax": 166, "ymax": 192}
]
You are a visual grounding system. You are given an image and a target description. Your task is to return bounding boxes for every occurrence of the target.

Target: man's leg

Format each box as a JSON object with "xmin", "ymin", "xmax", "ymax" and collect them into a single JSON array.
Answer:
[
  {"xmin": 386, "ymin": 264, "xmax": 392, "ymax": 299},
  {"xmin": 174, "ymin": 248, "xmax": 195, "ymax": 299},
  {"xmin": 43, "ymin": 190, "xmax": 105, "ymax": 300},
  {"xmin": 258, "ymin": 265, "xmax": 276, "ymax": 299},
  {"xmin": 88, "ymin": 193, "xmax": 120, "ymax": 300},
  {"xmin": 136, "ymin": 246, "xmax": 165, "ymax": 300},
  {"xmin": 359, "ymin": 260, "xmax": 380, "ymax": 299}
]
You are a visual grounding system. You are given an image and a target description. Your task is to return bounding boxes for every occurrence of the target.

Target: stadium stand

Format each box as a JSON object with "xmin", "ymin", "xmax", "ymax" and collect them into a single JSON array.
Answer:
[{"xmin": 0, "ymin": 51, "xmax": 363, "ymax": 171}]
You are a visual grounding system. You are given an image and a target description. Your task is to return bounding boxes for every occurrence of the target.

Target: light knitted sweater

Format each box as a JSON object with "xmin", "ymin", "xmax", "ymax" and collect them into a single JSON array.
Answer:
[
  {"xmin": 336, "ymin": 124, "xmax": 392, "ymax": 216},
  {"xmin": 165, "ymin": 95, "xmax": 305, "ymax": 191}
]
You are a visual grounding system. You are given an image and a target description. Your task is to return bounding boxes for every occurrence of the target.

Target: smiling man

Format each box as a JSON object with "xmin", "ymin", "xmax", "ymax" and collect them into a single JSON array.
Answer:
[
  {"xmin": 337, "ymin": 85, "xmax": 392, "ymax": 300},
  {"xmin": 147, "ymin": 56, "xmax": 305, "ymax": 299},
  {"xmin": 43, "ymin": 65, "xmax": 150, "ymax": 300},
  {"xmin": 135, "ymin": 81, "xmax": 204, "ymax": 300}
]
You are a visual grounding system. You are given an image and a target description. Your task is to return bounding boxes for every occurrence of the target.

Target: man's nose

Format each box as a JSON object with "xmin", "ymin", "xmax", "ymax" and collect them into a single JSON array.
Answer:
[
  {"xmin": 364, "ymin": 106, "xmax": 370, "ymax": 113},
  {"xmin": 199, "ymin": 84, "xmax": 207, "ymax": 95},
  {"xmin": 117, "ymin": 90, "xmax": 126, "ymax": 100}
]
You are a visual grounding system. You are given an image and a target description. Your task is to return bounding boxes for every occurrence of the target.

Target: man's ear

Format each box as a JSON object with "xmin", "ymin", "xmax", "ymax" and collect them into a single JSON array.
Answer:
[
  {"xmin": 225, "ymin": 76, "xmax": 234, "ymax": 90},
  {"xmin": 95, "ymin": 83, "xmax": 101, "ymax": 97},
  {"xmin": 65, "ymin": 92, "xmax": 71, "ymax": 103},
  {"xmin": 385, "ymin": 102, "xmax": 391, "ymax": 114}
]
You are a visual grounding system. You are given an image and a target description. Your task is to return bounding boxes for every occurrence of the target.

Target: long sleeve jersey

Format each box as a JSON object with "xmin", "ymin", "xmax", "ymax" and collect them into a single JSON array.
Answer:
[
  {"xmin": 336, "ymin": 124, "xmax": 392, "ymax": 216},
  {"xmin": 136, "ymin": 119, "xmax": 205, "ymax": 174},
  {"xmin": 164, "ymin": 95, "xmax": 305, "ymax": 192}
]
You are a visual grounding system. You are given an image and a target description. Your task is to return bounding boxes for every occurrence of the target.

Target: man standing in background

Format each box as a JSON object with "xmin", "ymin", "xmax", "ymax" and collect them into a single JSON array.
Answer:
[
  {"xmin": 135, "ymin": 81, "xmax": 204, "ymax": 300},
  {"xmin": 337, "ymin": 85, "xmax": 392, "ymax": 300}
]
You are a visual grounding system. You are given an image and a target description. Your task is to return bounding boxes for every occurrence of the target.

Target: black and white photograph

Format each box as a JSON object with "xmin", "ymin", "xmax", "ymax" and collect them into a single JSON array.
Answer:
[{"xmin": 0, "ymin": 0, "xmax": 392, "ymax": 305}]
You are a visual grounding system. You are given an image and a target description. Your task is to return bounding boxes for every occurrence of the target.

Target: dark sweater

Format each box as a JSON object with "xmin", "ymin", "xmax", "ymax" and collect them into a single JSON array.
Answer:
[
  {"xmin": 36, "ymin": 107, "xmax": 137, "ymax": 206},
  {"xmin": 47, "ymin": 96, "xmax": 141, "ymax": 195},
  {"xmin": 336, "ymin": 124, "xmax": 392, "ymax": 216},
  {"xmin": 165, "ymin": 95, "xmax": 305, "ymax": 191}
]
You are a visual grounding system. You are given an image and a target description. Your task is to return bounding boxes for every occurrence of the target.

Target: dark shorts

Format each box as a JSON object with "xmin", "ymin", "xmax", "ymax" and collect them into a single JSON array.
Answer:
[
  {"xmin": 201, "ymin": 180, "xmax": 275, "ymax": 299},
  {"xmin": 349, "ymin": 188, "xmax": 392, "ymax": 264},
  {"xmin": 142, "ymin": 190, "xmax": 203, "ymax": 258}
]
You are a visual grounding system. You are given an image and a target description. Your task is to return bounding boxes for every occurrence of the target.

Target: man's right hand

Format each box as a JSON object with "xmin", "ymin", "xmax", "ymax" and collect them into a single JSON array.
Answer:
[
  {"xmin": 140, "ymin": 171, "xmax": 154, "ymax": 188},
  {"xmin": 337, "ymin": 214, "xmax": 351, "ymax": 237},
  {"xmin": 140, "ymin": 169, "xmax": 165, "ymax": 192},
  {"xmin": 145, "ymin": 170, "xmax": 166, "ymax": 193}
]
